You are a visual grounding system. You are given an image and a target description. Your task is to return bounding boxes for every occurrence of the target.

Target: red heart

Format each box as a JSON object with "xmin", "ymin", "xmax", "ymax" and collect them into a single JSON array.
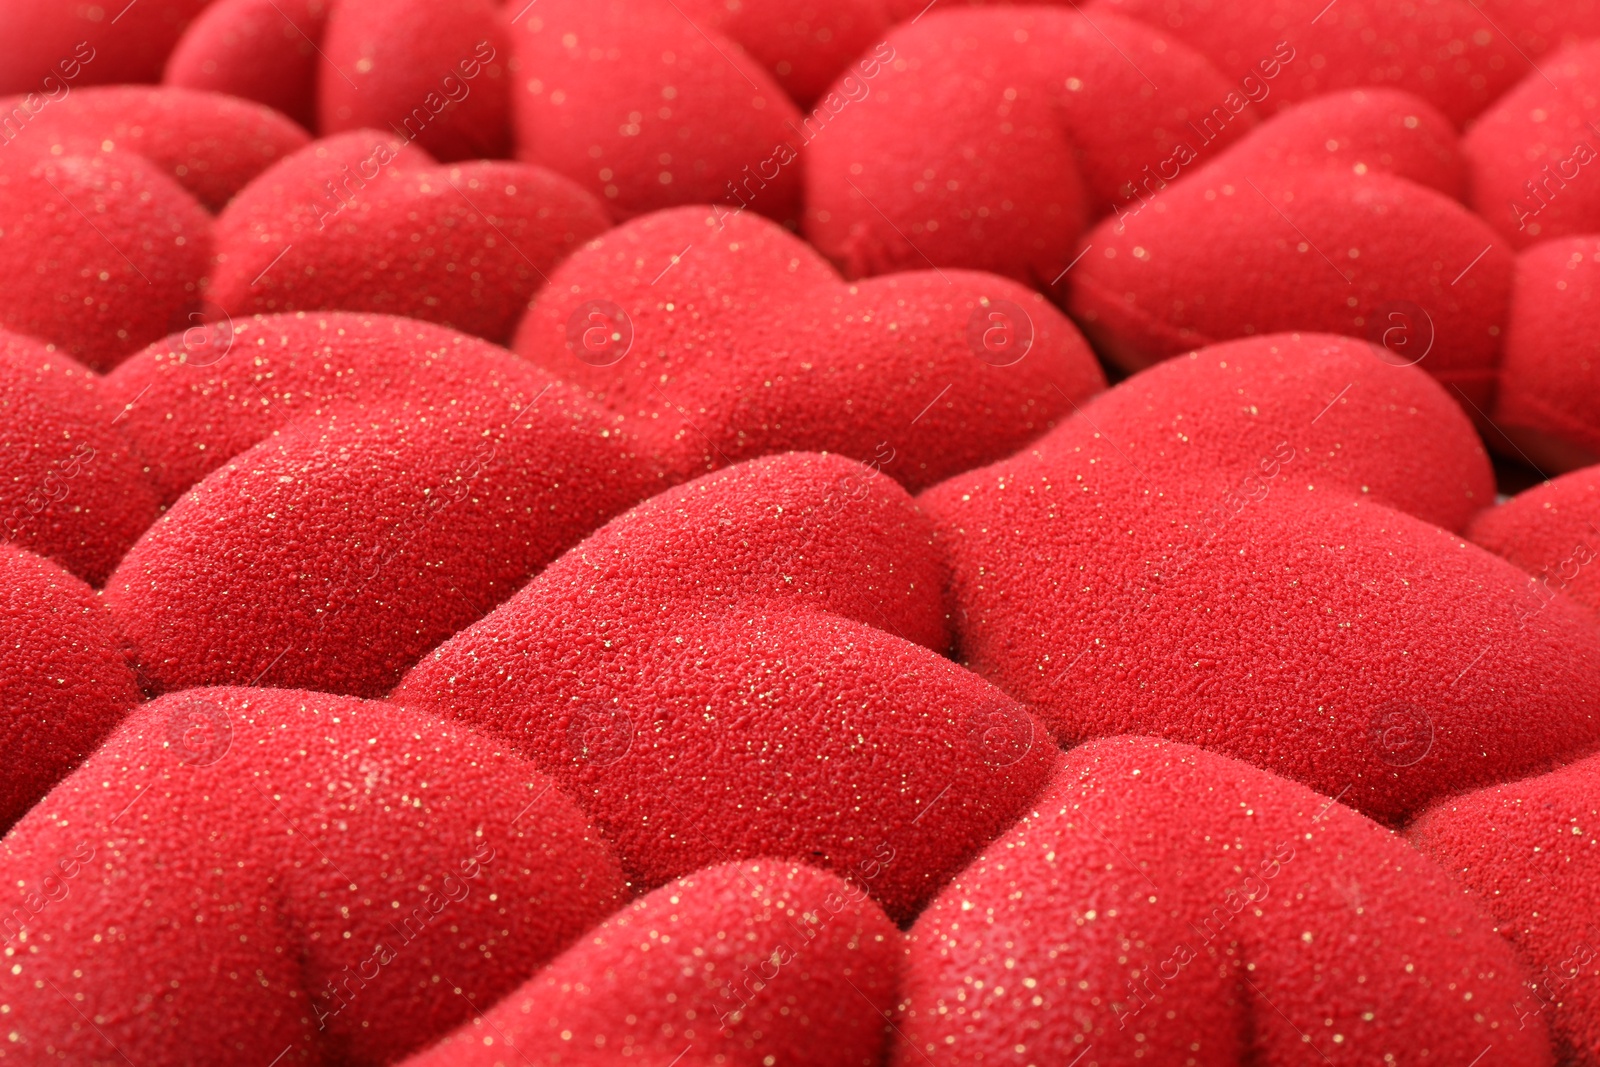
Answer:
[
  {"xmin": 898, "ymin": 736, "xmax": 1547, "ymax": 1064},
  {"xmin": 0, "ymin": 543, "xmax": 140, "ymax": 830},
  {"xmin": 514, "ymin": 205, "xmax": 1105, "ymax": 491},
  {"xmin": 210, "ymin": 129, "xmax": 608, "ymax": 343},
  {"xmin": 0, "ymin": 688, "xmax": 626, "ymax": 1065},
  {"xmin": 402, "ymin": 861, "xmax": 899, "ymax": 1066},
  {"xmin": 396, "ymin": 451, "xmax": 1055, "ymax": 921},
  {"xmin": 920, "ymin": 333, "xmax": 1600, "ymax": 821}
]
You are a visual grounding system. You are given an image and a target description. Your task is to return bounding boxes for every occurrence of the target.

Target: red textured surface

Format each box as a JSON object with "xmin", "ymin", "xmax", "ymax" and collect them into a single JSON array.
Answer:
[
  {"xmin": 803, "ymin": 6, "xmax": 1251, "ymax": 282},
  {"xmin": 513, "ymin": 206, "xmax": 1106, "ymax": 490},
  {"xmin": 395, "ymin": 452, "xmax": 1056, "ymax": 920},
  {"xmin": 0, "ymin": 544, "xmax": 139, "ymax": 831},
  {"xmin": 1067, "ymin": 164, "xmax": 1511, "ymax": 405},
  {"xmin": 1412, "ymin": 750, "xmax": 1600, "ymax": 1066},
  {"xmin": 4, "ymin": 85, "xmax": 308, "ymax": 211},
  {"xmin": 1464, "ymin": 42, "xmax": 1600, "ymax": 249},
  {"xmin": 678, "ymin": 0, "xmax": 893, "ymax": 106},
  {"xmin": 0, "ymin": 144, "xmax": 212, "ymax": 371},
  {"xmin": 10, "ymin": 7, "xmax": 1600, "ymax": 1059},
  {"xmin": 1100, "ymin": 0, "xmax": 1524, "ymax": 126},
  {"xmin": 0, "ymin": 329, "xmax": 158, "ymax": 584},
  {"xmin": 210, "ymin": 130, "xmax": 609, "ymax": 342},
  {"xmin": 0, "ymin": 0, "xmax": 211, "ymax": 94},
  {"xmin": 1213, "ymin": 88, "xmax": 1467, "ymax": 200},
  {"xmin": 1490, "ymin": 237, "xmax": 1600, "ymax": 473},
  {"xmin": 1469, "ymin": 466, "xmax": 1600, "ymax": 619},
  {"xmin": 319, "ymin": 0, "xmax": 510, "ymax": 162},
  {"xmin": 103, "ymin": 389, "xmax": 657, "ymax": 696},
  {"xmin": 402, "ymin": 860, "xmax": 900, "ymax": 1066},
  {"xmin": 0, "ymin": 85, "xmax": 310, "ymax": 211},
  {"xmin": 877, "ymin": 0, "xmax": 1082, "ymax": 14},
  {"xmin": 894, "ymin": 736, "xmax": 1550, "ymax": 1065},
  {"xmin": 0, "ymin": 687, "xmax": 627, "ymax": 1066},
  {"xmin": 101, "ymin": 311, "xmax": 582, "ymax": 504},
  {"xmin": 919, "ymin": 333, "xmax": 1600, "ymax": 821},
  {"xmin": 164, "ymin": 0, "xmax": 330, "ymax": 131},
  {"xmin": 509, "ymin": 0, "xmax": 804, "ymax": 222},
  {"xmin": 1475, "ymin": 0, "xmax": 1600, "ymax": 56}
]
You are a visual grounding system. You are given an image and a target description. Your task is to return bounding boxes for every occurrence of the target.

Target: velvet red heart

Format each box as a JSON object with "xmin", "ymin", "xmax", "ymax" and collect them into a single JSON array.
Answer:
[
  {"xmin": 508, "ymin": 0, "xmax": 804, "ymax": 223},
  {"xmin": 103, "ymin": 389, "xmax": 658, "ymax": 697},
  {"xmin": 318, "ymin": 0, "xmax": 511, "ymax": 163},
  {"xmin": 399, "ymin": 860, "xmax": 901, "ymax": 1067},
  {"xmin": 1098, "ymin": 0, "xmax": 1524, "ymax": 126},
  {"xmin": 1487, "ymin": 237, "xmax": 1600, "ymax": 474},
  {"xmin": 395, "ymin": 451, "xmax": 1056, "ymax": 922},
  {"xmin": 0, "ymin": 144, "xmax": 212, "ymax": 371},
  {"xmin": 164, "ymin": 0, "xmax": 331, "ymax": 130},
  {"xmin": 0, "ymin": 328, "xmax": 159, "ymax": 585},
  {"xmin": 1413, "ymin": 748, "xmax": 1600, "ymax": 1065},
  {"xmin": 514, "ymin": 205, "xmax": 1105, "ymax": 491},
  {"xmin": 920, "ymin": 333, "xmax": 1600, "ymax": 822},
  {"xmin": 210, "ymin": 130, "xmax": 609, "ymax": 344},
  {"xmin": 1469, "ymin": 465, "xmax": 1600, "ymax": 620},
  {"xmin": 0, "ymin": 85, "xmax": 311, "ymax": 211},
  {"xmin": 0, "ymin": 687, "xmax": 627, "ymax": 1066},
  {"xmin": 803, "ymin": 4, "xmax": 1254, "ymax": 283},
  {"xmin": 1464, "ymin": 41, "xmax": 1600, "ymax": 249},
  {"xmin": 102, "ymin": 311, "xmax": 595, "ymax": 506},
  {"xmin": 896, "ymin": 736, "xmax": 1549, "ymax": 1065},
  {"xmin": 1067, "ymin": 164, "xmax": 1510, "ymax": 408},
  {"xmin": 0, "ymin": 543, "xmax": 140, "ymax": 831}
]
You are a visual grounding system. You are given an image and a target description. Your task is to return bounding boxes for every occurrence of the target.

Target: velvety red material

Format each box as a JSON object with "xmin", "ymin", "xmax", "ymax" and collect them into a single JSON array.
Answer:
[
  {"xmin": 920, "ymin": 333, "xmax": 1600, "ymax": 821},
  {"xmin": 514, "ymin": 205, "xmax": 1106, "ymax": 491},
  {"xmin": 396, "ymin": 451, "xmax": 1055, "ymax": 920},
  {"xmin": 804, "ymin": 5, "xmax": 1252, "ymax": 282},
  {"xmin": 0, "ymin": 144, "xmax": 211, "ymax": 371},
  {"xmin": 164, "ymin": 0, "xmax": 331, "ymax": 130},
  {"xmin": 1413, "ymin": 750, "xmax": 1600, "ymax": 1066},
  {"xmin": 400, "ymin": 860, "xmax": 900, "ymax": 1067},
  {"xmin": 0, "ymin": 544, "xmax": 140, "ymax": 830},
  {"xmin": 210, "ymin": 130, "xmax": 608, "ymax": 343},
  {"xmin": 0, "ymin": 329, "xmax": 159, "ymax": 584},
  {"xmin": 509, "ymin": 0, "xmax": 804, "ymax": 222},
  {"xmin": 0, "ymin": 687, "xmax": 627, "ymax": 1065},
  {"xmin": 894, "ymin": 736, "xmax": 1550, "ymax": 1065},
  {"xmin": 1068, "ymin": 164, "xmax": 1510, "ymax": 407}
]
